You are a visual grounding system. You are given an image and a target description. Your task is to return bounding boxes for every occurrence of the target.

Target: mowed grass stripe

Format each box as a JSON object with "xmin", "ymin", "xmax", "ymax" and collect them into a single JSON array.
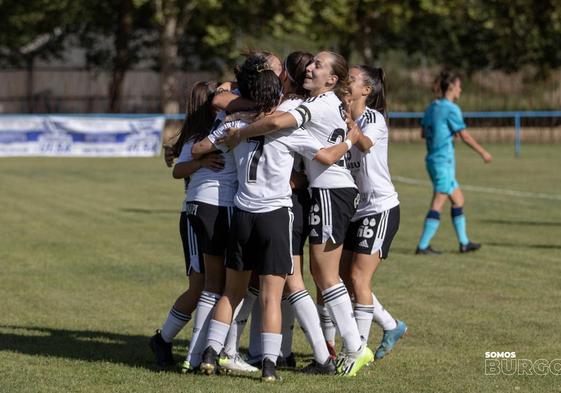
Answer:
[{"xmin": 1, "ymin": 144, "xmax": 560, "ymax": 392}]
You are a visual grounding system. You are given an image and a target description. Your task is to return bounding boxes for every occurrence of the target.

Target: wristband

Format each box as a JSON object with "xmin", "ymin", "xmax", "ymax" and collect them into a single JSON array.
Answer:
[{"xmin": 344, "ymin": 139, "xmax": 352, "ymax": 150}]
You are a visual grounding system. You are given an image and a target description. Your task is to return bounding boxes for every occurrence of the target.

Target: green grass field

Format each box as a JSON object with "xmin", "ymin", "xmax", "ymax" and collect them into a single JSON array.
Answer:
[{"xmin": 1, "ymin": 143, "xmax": 560, "ymax": 393}]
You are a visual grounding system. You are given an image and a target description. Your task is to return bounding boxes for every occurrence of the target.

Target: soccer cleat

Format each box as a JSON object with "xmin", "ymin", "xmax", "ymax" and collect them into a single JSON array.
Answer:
[
  {"xmin": 218, "ymin": 352, "xmax": 259, "ymax": 373},
  {"xmin": 415, "ymin": 245, "xmax": 441, "ymax": 255},
  {"xmin": 179, "ymin": 359, "xmax": 197, "ymax": 374},
  {"xmin": 149, "ymin": 330, "xmax": 175, "ymax": 368},
  {"xmin": 459, "ymin": 242, "xmax": 481, "ymax": 253},
  {"xmin": 375, "ymin": 320, "xmax": 408, "ymax": 361},
  {"xmin": 261, "ymin": 358, "xmax": 281, "ymax": 382},
  {"xmin": 336, "ymin": 344, "xmax": 374, "ymax": 377},
  {"xmin": 276, "ymin": 352, "xmax": 296, "ymax": 369},
  {"xmin": 200, "ymin": 346, "xmax": 219, "ymax": 375},
  {"xmin": 301, "ymin": 358, "xmax": 336, "ymax": 375}
]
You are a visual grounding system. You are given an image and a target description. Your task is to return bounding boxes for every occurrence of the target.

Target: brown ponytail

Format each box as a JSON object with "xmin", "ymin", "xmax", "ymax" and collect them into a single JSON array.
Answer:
[{"xmin": 325, "ymin": 51, "xmax": 349, "ymax": 101}]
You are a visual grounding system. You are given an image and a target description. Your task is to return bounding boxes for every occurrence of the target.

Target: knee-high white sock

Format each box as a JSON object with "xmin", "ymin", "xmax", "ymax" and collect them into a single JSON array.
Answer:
[
  {"xmin": 317, "ymin": 304, "xmax": 336, "ymax": 344},
  {"xmin": 160, "ymin": 306, "xmax": 192, "ymax": 343},
  {"xmin": 371, "ymin": 293, "xmax": 397, "ymax": 331},
  {"xmin": 248, "ymin": 293, "xmax": 262, "ymax": 359},
  {"xmin": 223, "ymin": 287, "xmax": 258, "ymax": 357},
  {"xmin": 261, "ymin": 332, "xmax": 282, "ymax": 364},
  {"xmin": 354, "ymin": 303, "xmax": 374, "ymax": 343},
  {"xmin": 288, "ymin": 290, "xmax": 330, "ymax": 364},
  {"xmin": 186, "ymin": 291, "xmax": 220, "ymax": 366},
  {"xmin": 206, "ymin": 319, "xmax": 230, "ymax": 354},
  {"xmin": 280, "ymin": 295, "xmax": 295, "ymax": 357},
  {"xmin": 322, "ymin": 283, "xmax": 362, "ymax": 353}
]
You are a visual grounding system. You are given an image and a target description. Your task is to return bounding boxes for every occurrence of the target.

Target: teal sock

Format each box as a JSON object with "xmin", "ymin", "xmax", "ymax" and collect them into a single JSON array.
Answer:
[
  {"xmin": 418, "ymin": 210, "xmax": 440, "ymax": 249},
  {"xmin": 452, "ymin": 207, "xmax": 469, "ymax": 246}
]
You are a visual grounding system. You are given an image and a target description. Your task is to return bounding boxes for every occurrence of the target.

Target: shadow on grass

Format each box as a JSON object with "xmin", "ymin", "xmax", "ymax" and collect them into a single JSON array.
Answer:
[
  {"xmin": 481, "ymin": 219, "xmax": 561, "ymax": 227},
  {"xmin": 0, "ymin": 325, "xmax": 186, "ymax": 371},
  {"xmin": 486, "ymin": 242, "xmax": 561, "ymax": 250},
  {"xmin": 120, "ymin": 208, "xmax": 178, "ymax": 215},
  {"xmin": 0, "ymin": 325, "xmax": 313, "ymax": 376}
]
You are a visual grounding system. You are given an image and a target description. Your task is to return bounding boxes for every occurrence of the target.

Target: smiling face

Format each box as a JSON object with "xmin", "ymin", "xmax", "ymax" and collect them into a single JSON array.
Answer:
[
  {"xmin": 303, "ymin": 52, "xmax": 339, "ymax": 95},
  {"xmin": 348, "ymin": 67, "xmax": 371, "ymax": 103}
]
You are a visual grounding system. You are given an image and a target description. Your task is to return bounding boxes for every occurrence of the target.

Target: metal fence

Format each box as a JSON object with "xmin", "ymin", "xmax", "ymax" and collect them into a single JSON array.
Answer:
[
  {"xmin": 2, "ymin": 111, "xmax": 561, "ymax": 157},
  {"xmin": 390, "ymin": 111, "xmax": 561, "ymax": 156}
]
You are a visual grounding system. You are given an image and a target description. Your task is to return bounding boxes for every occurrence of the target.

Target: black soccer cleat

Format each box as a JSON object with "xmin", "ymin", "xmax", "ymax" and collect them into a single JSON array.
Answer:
[
  {"xmin": 276, "ymin": 352, "xmax": 296, "ymax": 369},
  {"xmin": 460, "ymin": 242, "xmax": 481, "ymax": 253},
  {"xmin": 415, "ymin": 245, "xmax": 441, "ymax": 255},
  {"xmin": 261, "ymin": 358, "xmax": 281, "ymax": 382},
  {"xmin": 200, "ymin": 346, "xmax": 219, "ymax": 375},
  {"xmin": 301, "ymin": 358, "xmax": 336, "ymax": 375},
  {"xmin": 149, "ymin": 330, "xmax": 175, "ymax": 368}
]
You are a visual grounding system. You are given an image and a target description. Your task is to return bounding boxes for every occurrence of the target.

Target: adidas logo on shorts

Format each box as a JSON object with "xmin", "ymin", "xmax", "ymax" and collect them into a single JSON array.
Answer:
[
  {"xmin": 358, "ymin": 239, "xmax": 369, "ymax": 248},
  {"xmin": 310, "ymin": 228, "xmax": 319, "ymax": 237}
]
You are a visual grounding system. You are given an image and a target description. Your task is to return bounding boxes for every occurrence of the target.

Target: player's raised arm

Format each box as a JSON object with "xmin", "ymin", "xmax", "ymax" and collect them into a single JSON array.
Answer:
[
  {"xmin": 220, "ymin": 112, "xmax": 297, "ymax": 149},
  {"xmin": 191, "ymin": 137, "xmax": 218, "ymax": 158},
  {"xmin": 212, "ymin": 84, "xmax": 256, "ymax": 113},
  {"xmin": 314, "ymin": 120, "xmax": 360, "ymax": 165}
]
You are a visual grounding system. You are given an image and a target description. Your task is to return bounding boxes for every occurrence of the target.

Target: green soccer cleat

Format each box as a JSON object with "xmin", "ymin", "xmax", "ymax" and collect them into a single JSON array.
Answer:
[
  {"xmin": 179, "ymin": 359, "xmax": 194, "ymax": 374},
  {"xmin": 336, "ymin": 344, "xmax": 374, "ymax": 377},
  {"xmin": 375, "ymin": 320, "xmax": 408, "ymax": 361}
]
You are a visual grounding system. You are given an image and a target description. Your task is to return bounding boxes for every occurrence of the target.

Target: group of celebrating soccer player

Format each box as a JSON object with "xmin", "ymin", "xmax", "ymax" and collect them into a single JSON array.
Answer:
[{"xmin": 149, "ymin": 49, "xmax": 491, "ymax": 382}]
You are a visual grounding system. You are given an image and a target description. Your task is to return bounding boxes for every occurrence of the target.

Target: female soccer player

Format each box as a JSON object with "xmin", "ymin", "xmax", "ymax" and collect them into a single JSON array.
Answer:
[
  {"xmin": 341, "ymin": 65, "xmax": 407, "ymax": 361},
  {"xmin": 150, "ymin": 81, "xmax": 225, "ymax": 369},
  {"xmin": 220, "ymin": 51, "xmax": 374, "ymax": 377},
  {"xmin": 416, "ymin": 70, "xmax": 492, "ymax": 255},
  {"xmin": 193, "ymin": 63, "xmax": 359, "ymax": 381}
]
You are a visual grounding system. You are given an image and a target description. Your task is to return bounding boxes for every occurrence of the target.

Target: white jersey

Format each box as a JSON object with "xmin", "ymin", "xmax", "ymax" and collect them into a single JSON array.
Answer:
[
  {"xmin": 176, "ymin": 141, "xmax": 237, "ymax": 207},
  {"xmin": 287, "ymin": 91, "xmax": 356, "ymax": 189},
  {"xmin": 209, "ymin": 118, "xmax": 323, "ymax": 213},
  {"xmin": 347, "ymin": 107, "xmax": 399, "ymax": 219},
  {"xmin": 278, "ymin": 97, "xmax": 305, "ymax": 172}
]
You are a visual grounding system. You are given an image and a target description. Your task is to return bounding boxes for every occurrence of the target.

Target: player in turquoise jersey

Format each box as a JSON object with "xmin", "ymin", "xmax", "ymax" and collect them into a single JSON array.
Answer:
[{"xmin": 416, "ymin": 70, "xmax": 492, "ymax": 255}]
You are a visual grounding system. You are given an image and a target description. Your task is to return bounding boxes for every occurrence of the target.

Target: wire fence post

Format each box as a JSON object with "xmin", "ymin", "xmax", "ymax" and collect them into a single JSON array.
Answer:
[{"xmin": 514, "ymin": 113, "xmax": 521, "ymax": 157}]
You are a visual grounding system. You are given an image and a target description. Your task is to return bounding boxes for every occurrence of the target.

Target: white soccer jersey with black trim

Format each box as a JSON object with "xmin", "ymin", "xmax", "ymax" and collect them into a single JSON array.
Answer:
[
  {"xmin": 177, "ymin": 141, "xmax": 237, "ymax": 207},
  {"xmin": 287, "ymin": 91, "xmax": 357, "ymax": 189},
  {"xmin": 278, "ymin": 97, "xmax": 305, "ymax": 171},
  {"xmin": 209, "ymin": 119, "xmax": 323, "ymax": 213},
  {"xmin": 347, "ymin": 107, "xmax": 399, "ymax": 219}
]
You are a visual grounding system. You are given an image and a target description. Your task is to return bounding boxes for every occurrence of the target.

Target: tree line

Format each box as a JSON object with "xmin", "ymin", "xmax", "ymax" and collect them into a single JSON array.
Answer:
[{"xmin": 1, "ymin": 0, "xmax": 559, "ymax": 113}]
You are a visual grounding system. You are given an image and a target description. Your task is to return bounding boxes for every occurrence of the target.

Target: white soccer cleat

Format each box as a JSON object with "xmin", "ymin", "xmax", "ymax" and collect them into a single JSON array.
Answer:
[{"xmin": 218, "ymin": 352, "xmax": 259, "ymax": 373}]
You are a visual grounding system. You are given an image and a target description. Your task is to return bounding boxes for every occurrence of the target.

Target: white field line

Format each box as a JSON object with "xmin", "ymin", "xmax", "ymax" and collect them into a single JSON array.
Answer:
[{"xmin": 393, "ymin": 176, "xmax": 561, "ymax": 201}]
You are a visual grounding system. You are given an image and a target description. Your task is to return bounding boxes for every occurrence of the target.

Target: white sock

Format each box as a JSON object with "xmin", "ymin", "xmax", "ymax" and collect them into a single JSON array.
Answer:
[
  {"xmin": 248, "ymin": 291, "xmax": 262, "ymax": 359},
  {"xmin": 322, "ymin": 283, "xmax": 362, "ymax": 353},
  {"xmin": 160, "ymin": 306, "xmax": 191, "ymax": 343},
  {"xmin": 206, "ymin": 319, "xmax": 230, "ymax": 354},
  {"xmin": 354, "ymin": 303, "xmax": 374, "ymax": 343},
  {"xmin": 317, "ymin": 304, "xmax": 336, "ymax": 344},
  {"xmin": 280, "ymin": 296, "xmax": 295, "ymax": 357},
  {"xmin": 371, "ymin": 293, "xmax": 397, "ymax": 331},
  {"xmin": 223, "ymin": 287, "xmax": 258, "ymax": 357},
  {"xmin": 288, "ymin": 290, "xmax": 330, "ymax": 364},
  {"xmin": 186, "ymin": 291, "xmax": 220, "ymax": 365},
  {"xmin": 261, "ymin": 332, "xmax": 282, "ymax": 364}
]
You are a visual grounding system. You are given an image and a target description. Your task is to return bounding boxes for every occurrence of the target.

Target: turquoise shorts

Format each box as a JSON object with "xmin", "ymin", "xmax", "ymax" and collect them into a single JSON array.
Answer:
[{"xmin": 426, "ymin": 161, "xmax": 459, "ymax": 195}]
